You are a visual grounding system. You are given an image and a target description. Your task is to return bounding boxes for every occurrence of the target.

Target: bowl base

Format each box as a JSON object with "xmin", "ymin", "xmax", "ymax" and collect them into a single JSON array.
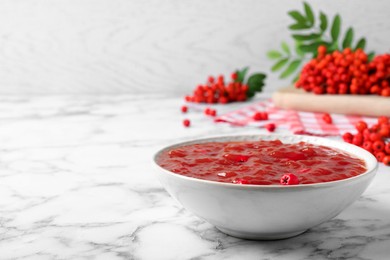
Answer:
[{"xmin": 216, "ymin": 226, "xmax": 307, "ymax": 240}]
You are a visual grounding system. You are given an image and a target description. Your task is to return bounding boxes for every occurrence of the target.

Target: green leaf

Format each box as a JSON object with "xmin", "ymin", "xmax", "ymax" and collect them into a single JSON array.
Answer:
[
  {"xmin": 280, "ymin": 59, "xmax": 302, "ymax": 79},
  {"xmin": 292, "ymin": 33, "xmax": 322, "ymax": 41},
  {"xmin": 367, "ymin": 51, "xmax": 375, "ymax": 61},
  {"xmin": 318, "ymin": 41, "xmax": 338, "ymax": 53},
  {"xmin": 342, "ymin": 27, "xmax": 354, "ymax": 49},
  {"xmin": 247, "ymin": 73, "xmax": 266, "ymax": 97},
  {"xmin": 299, "ymin": 41, "xmax": 326, "ymax": 53},
  {"xmin": 303, "ymin": 2, "xmax": 314, "ymax": 26},
  {"xmin": 236, "ymin": 67, "xmax": 249, "ymax": 83},
  {"xmin": 331, "ymin": 14, "xmax": 341, "ymax": 42},
  {"xmin": 289, "ymin": 23, "xmax": 312, "ymax": 30},
  {"xmin": 271, "ymin": 58, "xmax": 289, "ymax": 72},
  {"xmin": 326, "ymin": 41, "xmax": 339, "ymax": 52},
  {"xmin": 288, "ymin": 10, "xmax": 306, "ymax": 24},
  {"xmin": 281, "ymin": 42, "xmax": 291, "ymax": 55},
  {"xmin": 267, "ymin": 50, "xmax": 283, "ymax": 59},
  {"xmin": 355, "ymin": 38, "xmax": 366, "ymax": 50},
  {"xmin": 319, "ymin": 12, "xmax": 328, "ymax": 32},
  {"xmin": 295, "ymin": 41, "xmax": 305, "ymax": 57}
]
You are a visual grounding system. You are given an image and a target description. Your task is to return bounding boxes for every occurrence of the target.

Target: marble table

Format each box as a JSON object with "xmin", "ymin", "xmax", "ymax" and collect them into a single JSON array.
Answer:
[{"xmin": 0, "ymin": 94, "xmax": 389, "ymax": 260}]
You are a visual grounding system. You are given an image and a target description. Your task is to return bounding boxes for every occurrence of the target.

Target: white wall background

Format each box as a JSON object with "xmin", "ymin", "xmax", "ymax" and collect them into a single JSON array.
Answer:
[{"xmin": 0, "ymin": 0, "xmax": 388, "ymax": 95}]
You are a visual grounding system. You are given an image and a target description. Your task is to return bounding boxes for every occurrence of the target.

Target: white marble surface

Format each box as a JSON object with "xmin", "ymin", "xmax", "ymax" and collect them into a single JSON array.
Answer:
[{"xmin": 0, "ymin": 94, "xmax": 389, "ymax": 260}]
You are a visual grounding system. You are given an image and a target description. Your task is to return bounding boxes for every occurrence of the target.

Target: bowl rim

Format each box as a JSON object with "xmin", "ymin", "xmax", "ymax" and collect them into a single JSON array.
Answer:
[{"xmin": 153, "ymin": 134, "xmax": 378, "ymax": 189}]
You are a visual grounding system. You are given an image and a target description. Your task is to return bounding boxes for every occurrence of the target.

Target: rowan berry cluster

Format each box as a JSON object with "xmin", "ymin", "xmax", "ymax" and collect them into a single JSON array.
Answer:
[
  {"xmin": 296, "ymin": 46, "xmax": 390, "ymax": 96},
  {"xmin": 185, "ymin": 73, "xmax": 249, "ymax": 104},
  {"xmin": 342, "ymin": 116, "xmax": 390, "ymax": 166},
  {"xmin": 367, "ymin": 54, "xmax": 390, "ymax": 96}
]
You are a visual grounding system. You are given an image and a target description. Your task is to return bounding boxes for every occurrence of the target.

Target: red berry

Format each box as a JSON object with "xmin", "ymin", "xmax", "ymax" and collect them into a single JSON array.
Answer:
[
  {"xmin": 209, "ymin": 109, "xmax": 217, "ymax": 117},
  {"xmin": 383, "ymin": 156, "xmax": 390, "ymax": 166},
  {"xmin": 231, "ymin": 72, "xmax": 238, "ymax": 81},
  {"xmin": 355, "ymin": 121, "xmax": 368, "ymax": 132},
  {"xmin": 181, "ymin": 105, "xmax": 188, "ymax": 113},
  {"xmin": 373, "ymin": 140, "xmax": 385, "ymax": 152},
  {"xmin": 183, "ymin": 119, "xmax": 190, "ymax": 127},
  {"xmin": 322, "ymin": 113, "xmax": 332, "ymax": 124},
  {"xmin": 342, "ymin": 132, "xmax": 353, "ymax": 143},
  {"xmin": 313, "ymin": 87, "xmax": 324, "ymax": 94},
  {"xmin": 265, "ymin": 123, "xmax": 276, "ymax": 132},
  {"xmin": 280, "ymin": 173, "xmax": 300, "ymax": 185},
  {"xmin": 262, "ymin": 112, "xmax": 269, "ymax": 120},
  {"xmin": 362, "ymin": 141, "xmax": 373, "ymax": 152},
  {"xmin": 208, "ymin": 76, "xmax": 215, "ymax": 84},
  {"xmin": 378, "ymin": 116, "xmax": 389, "ymax": 125},
  {"xmin": 362, "ymin": 128, "xmax": 371, "ymax": 140},
  {"xmin": 381, "ymin": 88, "xmax": 390, "ymax": 97},
  {"xmin": 253, "ymin": 112, "xmax": 269, "ymax": 121},
  {"xmin": 369, "ymin": 132, "xmax": 382, "ymax": 142},
  {"xmin": 385, "ymin": 143, "xmax": 390, "ymax": 154},
  {"xmin": 253, "ymin": 112, "xmax": 263, "ymax": 121},
  {"xmin": 218, "ymin": 96, "xmax": 228, "ymax": 104},
  {"xmin": 370, "ymin": 124, "xmax": 380, "ymax": 132},
  {"xmin": 375, "ymin": 151, "xmax": 386, "ymax": 162},
  {"xmin": 217, "ymin": 75, "xmax": 224, "ymax": 83},
  {"xmin": 318, "ymin": 45, "xmax": 327, "ymax": 55},
  {"xmin": 204, "ymin": 107, "xmax": 211, "ymax": 115},
  {"xmin": 378, "ymin": 126, "xmax": 390, "ymax": 138},
  {"xmin": 352, "ymin": 133, "xmax": 363, "ymax": 146}
]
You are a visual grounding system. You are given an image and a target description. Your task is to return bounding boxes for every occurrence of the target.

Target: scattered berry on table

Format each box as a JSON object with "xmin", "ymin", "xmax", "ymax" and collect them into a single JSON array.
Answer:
[
  {"xmin": 253, "ymin": 112, "xmax": 268, "ymax": 121},
  {"xmin": 265, "ymin": 123, "xmax": 276, "ymax": 132},
  {"xmin": 183, "ymin": 119, "xmax": 191, "ymax": 127},
  {"xmin": 322, "ymin": 113, "xmax": 333, "ymax": 124},
  {"xmin": 204, "ymin": 107, "xmax": 211, "ymax": 115},
  {"xmin": 209, "ymin": 109, "xmax": 217, "ymax": 117},
  {"xmin": 204, "ymin": 108, "xmax": 217, "ymax": 117}
]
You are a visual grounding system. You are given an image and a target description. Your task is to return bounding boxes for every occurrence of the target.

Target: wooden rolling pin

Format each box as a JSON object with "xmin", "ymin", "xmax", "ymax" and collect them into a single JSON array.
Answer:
[{"xmin": 272, "ymin": 86, "xmax": 390, "ymax": 117}]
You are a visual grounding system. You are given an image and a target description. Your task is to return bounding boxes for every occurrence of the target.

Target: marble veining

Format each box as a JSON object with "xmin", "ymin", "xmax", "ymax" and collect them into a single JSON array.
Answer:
[{"xmin": 0, "ymin": 94, "xmax": 389, "ymax": 260}]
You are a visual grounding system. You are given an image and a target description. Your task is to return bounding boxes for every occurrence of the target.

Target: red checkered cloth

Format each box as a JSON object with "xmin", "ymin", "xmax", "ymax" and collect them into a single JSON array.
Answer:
[{"xmin": 215, "ymin": 100, "xmax": 378, "ymax": 136}]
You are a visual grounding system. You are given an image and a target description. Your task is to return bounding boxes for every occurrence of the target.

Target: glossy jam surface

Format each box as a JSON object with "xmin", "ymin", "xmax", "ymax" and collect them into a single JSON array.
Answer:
[{"xmin": 157, "ymin": 140, "xmax": 367, "ymax": 185}]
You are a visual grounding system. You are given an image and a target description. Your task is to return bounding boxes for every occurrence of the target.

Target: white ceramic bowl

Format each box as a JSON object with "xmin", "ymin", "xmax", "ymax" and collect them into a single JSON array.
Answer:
[{"xmin": 153, "ymin": 135, "xmax": 378, "ymax": 240}]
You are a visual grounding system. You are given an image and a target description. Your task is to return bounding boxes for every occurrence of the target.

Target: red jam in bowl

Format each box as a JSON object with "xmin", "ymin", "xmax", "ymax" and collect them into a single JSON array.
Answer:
[{"xmin": 156, "ymin": 139, "xmax": 367, "ymax": 185}]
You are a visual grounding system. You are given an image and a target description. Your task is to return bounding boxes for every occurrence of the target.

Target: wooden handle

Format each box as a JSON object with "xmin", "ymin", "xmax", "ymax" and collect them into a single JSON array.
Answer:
[{"xmin": 272, "ymin": 86, "xmax": 390, "ymax": 117}]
